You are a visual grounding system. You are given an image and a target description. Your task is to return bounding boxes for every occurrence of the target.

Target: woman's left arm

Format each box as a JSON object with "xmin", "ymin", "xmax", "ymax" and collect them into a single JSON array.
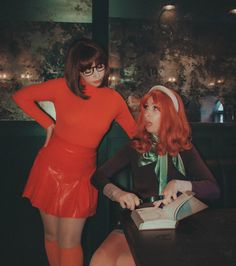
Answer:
[
  {"xmin": 154, "ymin": 146, "xmax": 220, "ymax": 207},
  {"xmin": 180, "ymin": 146, "xmax": 220, "ymax": 200}
]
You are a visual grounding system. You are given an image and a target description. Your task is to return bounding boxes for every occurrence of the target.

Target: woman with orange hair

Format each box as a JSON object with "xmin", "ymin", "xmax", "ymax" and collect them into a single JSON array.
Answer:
[{"xmin": 90, "ymin": 85, "xmax": 220, "ymax": 266}]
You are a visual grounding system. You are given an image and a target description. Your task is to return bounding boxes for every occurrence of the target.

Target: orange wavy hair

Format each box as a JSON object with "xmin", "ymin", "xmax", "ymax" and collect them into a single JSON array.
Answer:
[{"xmin": 132, "ymin": 89, "xmax": 192, "ymax": 156}]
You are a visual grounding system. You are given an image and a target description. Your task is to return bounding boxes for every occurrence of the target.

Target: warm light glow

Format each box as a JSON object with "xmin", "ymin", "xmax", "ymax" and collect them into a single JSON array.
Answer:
[
  {"xmin": 208, "ymin": 82, "xmax": 215, "ymax": 87},
  {"xmin": 217, "ymin": 79, "xmax": 224, "ymax": 84},
  {"xmin": 229, "ymin": 8, "xmax": 236, "ymax": 14},
  {"xmin": 0, "ymin": 73, "xmax": 7, "ymax": 79},
  {"xmin": 168, "ymin": 77, "xmax": 176, "ymax": 82},
  {"xmin": 163, "ymin": 5, "xmax": 176, "ymax": 11},
  {"xmin": 21, "ymin": 73, "xmax": 31, "ymax": 79}
]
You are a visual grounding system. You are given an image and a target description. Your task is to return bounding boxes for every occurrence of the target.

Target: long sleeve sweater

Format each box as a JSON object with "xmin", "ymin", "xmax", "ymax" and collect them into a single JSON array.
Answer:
[
  {"xmin": 12, "ymin": 78, "xmax": 137, "ymax": 148},
  {"xmin": 91, "ymin": 144, "xmax": 220, "ymax": 200}
]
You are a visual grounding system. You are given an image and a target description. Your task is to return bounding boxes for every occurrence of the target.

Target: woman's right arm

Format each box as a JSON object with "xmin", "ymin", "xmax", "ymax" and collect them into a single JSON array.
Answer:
[
  {"xmin": 91, "ymin": 144, "xmax": 140, "ymax": 210},
  {"xmin": 12, "ymin": 79, "xmax": 59, "ymax": 129}
]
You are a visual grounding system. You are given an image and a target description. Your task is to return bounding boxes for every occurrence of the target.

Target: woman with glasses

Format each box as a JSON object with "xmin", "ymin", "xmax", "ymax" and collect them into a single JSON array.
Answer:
[{"xmin": 12, "ymin": 38, "xmax": 137, "ymax": 266}]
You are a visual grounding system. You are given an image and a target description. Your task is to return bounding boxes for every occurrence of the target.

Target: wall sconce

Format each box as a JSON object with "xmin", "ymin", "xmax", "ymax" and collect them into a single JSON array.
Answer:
[
  {"xmin": 208, "ymin": 82, "xmax": 215, "ymax": 87},
  {"xmin": 108, "ymin": 75, "xmax": 119, "ymax": 88},
  {"xmin": 0, "ymin": 73, "xmax": 7, "ymax": 79},
  {"xmin": 109, "ymin": 76, "xmax": 116, "ymax": 82},
  {"xmin": 159, "ymin": 1, "xmax": 177, "ymax": 24},
  {"xmin": 168, "ymin": 77, "xmax": 176, "ymax": 83},
  {"xmin": 162, "ymin": 1, "xmax": 176, "ymax": 11},
  {"xmin": 216, "ymin": 79, "xmax": 224, "ymax": 84},
  {"xmin": 229, "ymin": 8, "xmax": 236, "ymax": 14},
  {"xmin": 21, "ymin": 73, "xmax": 31, "ymax": 79}
]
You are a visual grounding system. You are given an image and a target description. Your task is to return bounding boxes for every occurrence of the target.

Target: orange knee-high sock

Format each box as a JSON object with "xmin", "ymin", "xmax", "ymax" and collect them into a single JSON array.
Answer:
[
  {"xmin": 45, "ymin": 239, "xmax": 60, "ymax": 266},
  {"xmin": 59, "ymin": 245, "xmax": 83, "ymax": 266}
]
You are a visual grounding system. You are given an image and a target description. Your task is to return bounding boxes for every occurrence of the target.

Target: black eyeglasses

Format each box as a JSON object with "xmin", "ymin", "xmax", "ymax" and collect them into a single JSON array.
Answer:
[{"xmin": 81, "ymin": 64, "xmax": 105, "ymax": 77}]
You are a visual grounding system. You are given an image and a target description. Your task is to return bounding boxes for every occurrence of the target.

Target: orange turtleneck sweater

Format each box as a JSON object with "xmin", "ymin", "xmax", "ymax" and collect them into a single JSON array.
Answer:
[{"xmin": 12, "ymin": 78, "xmax": 137, "ymax": 148}]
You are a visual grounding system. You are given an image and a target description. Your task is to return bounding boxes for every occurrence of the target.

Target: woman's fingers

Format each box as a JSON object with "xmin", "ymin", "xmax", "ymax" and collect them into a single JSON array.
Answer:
[
  {"xmin": 162, "ymin": 197, "xmax": 173, "ymax": 205},
  {"xmin": 153, "ymin": 200, "xmax": 163, "ymax": 207},
  {"xmin": 153, "ymin": 192, "xmax": 179, "ymax": 208},
  {"xmin": 119, "ymin": 193, "xmax": 140, "ymax": 210},
  {"xmin": 120, "ymin": 201, "xmax": 127, "ymax": 209},
  {"xmin": 161, "ymin": 180, "xmax": 179, "ymax": 205},
  {"xmin": 162, "ymin": 191, "xmax": 179, "ymax": 205},
  {"xmin": 172, "ymin": 193, "xmax": 178, "ymax": 200},
  {"xmin": 134, "ymin": 196, "xmax": 141, "ymax": 207},
  {"xmin": 124, "ymin": 195, "xmax": 137, "ymax": 210}
]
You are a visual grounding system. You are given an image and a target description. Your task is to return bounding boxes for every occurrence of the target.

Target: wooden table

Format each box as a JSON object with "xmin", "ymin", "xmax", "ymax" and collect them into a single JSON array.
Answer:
[{"xmin": 122, "ymin": 208, "xmax": 236, "ymax": 266}]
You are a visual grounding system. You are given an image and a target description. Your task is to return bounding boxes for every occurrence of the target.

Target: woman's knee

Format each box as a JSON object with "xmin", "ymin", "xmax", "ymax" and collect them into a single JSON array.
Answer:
[
  {"xmin": 58, "ymin": 233, "xmax": 81, "ymax": 247},
  {"xmin": 40, "ymin": 211, "xmax": 59, "ymax": 241},
  {"xmin": 89, "ymin": 230, "xmax": 129, "ymax": 266},
  {"xmin": 90, "ymin": 247, "xmax": 113, "ymax": 266},
  {"xmin": 116, "ymin": 252, "xmax": 136, "ymax": 266},
  {"xmin": 58, "ymin": 217, "xmax": 86, "ymax": 247}
]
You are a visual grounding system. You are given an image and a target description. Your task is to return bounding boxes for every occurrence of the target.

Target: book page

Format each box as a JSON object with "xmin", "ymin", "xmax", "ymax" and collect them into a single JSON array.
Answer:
[
  {"xmin": 162, "ymin": 191, "xmax": 195, "ymax": 220},
  {"xmin": 175, "ymin": 196, "xmax": 208, "ymax": 221},
  {"xmin": 134, "ymin": 207, "xmax": 165, "ymax": 221}
]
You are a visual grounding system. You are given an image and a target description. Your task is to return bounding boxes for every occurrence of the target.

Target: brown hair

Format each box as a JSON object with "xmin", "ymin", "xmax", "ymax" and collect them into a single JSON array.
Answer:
[
  {"xmin": 132, "ymin": 89, "xmax": 192, "ymax": 156},
  {"xmin": 64, "ymin": 38, "xmax": 109, "ymax": 99}
]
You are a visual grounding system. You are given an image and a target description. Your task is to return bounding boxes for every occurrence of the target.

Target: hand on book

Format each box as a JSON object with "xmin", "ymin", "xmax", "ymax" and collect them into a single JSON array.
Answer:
[
  {"xmin": 131, "ymin": 191, "xmax": 208, "ymax": 230},
  {"xmin": 113, "ymin": 190, "xmax": 141, "ymax": 210},
  {"xmin": 153, "ymin": 180, "xmax": 192, "ymax": 208},
  {"xmin": 103, "ymin": 183, "xmax": 141, "ymax": 210}
]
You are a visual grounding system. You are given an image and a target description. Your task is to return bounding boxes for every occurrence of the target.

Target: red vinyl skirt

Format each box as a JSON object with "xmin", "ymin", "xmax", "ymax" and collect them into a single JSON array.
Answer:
[{"xmin": 23, "ymin": 134, "xmax": 98, "ymax": 218}]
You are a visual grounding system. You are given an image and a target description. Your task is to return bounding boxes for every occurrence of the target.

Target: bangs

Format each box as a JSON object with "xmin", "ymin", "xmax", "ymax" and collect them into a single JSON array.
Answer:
[
  {"xmin": 79, "ymin": 50, "xmax": 106, "ymax": 72},
  {"xmin": 141, "ymin": 92, "xmax": 162, "ymax": 110}
]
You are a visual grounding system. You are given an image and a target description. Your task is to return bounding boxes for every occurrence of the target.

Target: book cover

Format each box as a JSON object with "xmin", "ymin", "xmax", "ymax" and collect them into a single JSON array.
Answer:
[{"xmin": 131, "ymin": 191, "xmax": 208, "ymax": 230}]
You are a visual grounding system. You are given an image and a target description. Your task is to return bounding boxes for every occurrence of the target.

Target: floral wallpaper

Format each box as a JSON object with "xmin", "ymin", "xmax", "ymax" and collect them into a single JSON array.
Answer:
[
  {"xmin": 0, "ymin": 21, "xmax": 91, "ymax": 120},
  {"xmin": 1, "ymin": 2, "xmax": 236, "ymax": 123},
  {"xmin": 109, "ymin": 16, "xmax": 236, "ymax": 122}
]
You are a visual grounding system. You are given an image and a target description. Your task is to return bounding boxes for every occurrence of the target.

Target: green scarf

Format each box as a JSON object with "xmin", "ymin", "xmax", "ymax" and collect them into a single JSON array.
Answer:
[{"xmin": 138, "ymin": 147, "xmax": 185, "ymax": 195}]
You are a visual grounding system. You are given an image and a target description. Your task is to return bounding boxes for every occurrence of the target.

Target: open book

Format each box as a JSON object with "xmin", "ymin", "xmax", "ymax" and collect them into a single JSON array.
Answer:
[{"xmin": 131, "ymin": 191, "xmax": 208, "ymax": 230}]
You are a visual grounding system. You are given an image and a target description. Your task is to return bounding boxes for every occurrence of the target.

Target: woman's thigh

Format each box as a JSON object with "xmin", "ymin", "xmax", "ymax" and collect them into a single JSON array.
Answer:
[
  {"xmin": 40, "ymin": 211, "xmax": 59, "ymax": 241},
  {"xmin": 58, "ymin": 217, "xmax": 86, "ymax": 247},
  {"xmin": 89, "ymin": 229, "xmax": 133, "ymax": 266},
  {"xmin": 40, "ymin": 210, "xmax": 86, "ymax": 247}
]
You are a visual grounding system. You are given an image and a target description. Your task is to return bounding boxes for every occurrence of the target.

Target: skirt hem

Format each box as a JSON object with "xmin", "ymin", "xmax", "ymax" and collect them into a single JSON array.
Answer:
[{"xmin": 23, "ymin": 195, "xmax": 96, "ymax": 219}]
